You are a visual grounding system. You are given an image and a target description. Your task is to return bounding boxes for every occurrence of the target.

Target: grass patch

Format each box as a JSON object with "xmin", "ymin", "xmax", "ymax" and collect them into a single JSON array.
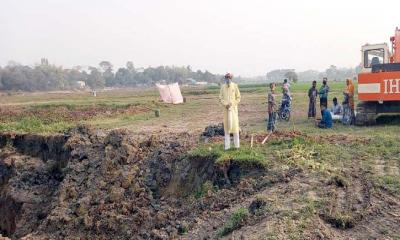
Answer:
[
  {"xmin": 217, "ymin": 207, "xmax": 249, "ymax": 238},
  {"xmin": 194, "ymin": 181, "xmax": 215, "ymax": 199},
  {"xmin": 299, "ymin": 199, "xmax": 322, "ymax": 219},
  {"xmin": 271, "ymin": 135, "xmax": 350, "ymax": 173},
  {"xmin": 377, "ymin": 175, "xmax": 400, "ymax": 195},
  {"xmin": 187, "ymin": 144, "xmax": 268, "ymax": 168},
  {"xmin": 280, "ymin": 196, "xmax": 326, "ymax": 236},
  {"xmin": 0, "ymin": 116, "xmax": 72, "ymax": 133},
  {"xmin": 276, "ymin": 144, "xmax": 331, "ymax": 172}
]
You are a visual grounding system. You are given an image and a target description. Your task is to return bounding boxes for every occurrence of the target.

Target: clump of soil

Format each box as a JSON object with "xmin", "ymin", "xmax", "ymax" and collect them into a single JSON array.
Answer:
[
  {"xmin": 201, "ymin": 123, "xmax": 224, "ymax": 138},
  {"xmin": 320, "ymin": 212, "xmax": 356, "ymax": 229},
  {"xmin": 328, "ymin": 175, "xmax": 349, "ymax": 188},
  {"xmin": 248, "ymin": 198, "xmax": 267, "ymax": 214}
]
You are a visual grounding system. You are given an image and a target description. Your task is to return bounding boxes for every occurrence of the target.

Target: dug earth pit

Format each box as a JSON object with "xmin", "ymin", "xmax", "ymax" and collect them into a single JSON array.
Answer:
[{"xmin": 0, "ymin": 126, "xmax": 268, "ymax": 239}]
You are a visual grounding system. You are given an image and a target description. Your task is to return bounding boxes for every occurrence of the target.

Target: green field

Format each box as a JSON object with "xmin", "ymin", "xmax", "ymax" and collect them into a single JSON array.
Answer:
[{"xmin": 0, "ymin": 81, "xmax": 359, "ymax": 134}]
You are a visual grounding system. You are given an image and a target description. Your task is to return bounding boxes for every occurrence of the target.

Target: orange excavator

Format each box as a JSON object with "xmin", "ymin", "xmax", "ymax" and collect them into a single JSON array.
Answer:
[{"xmin": 356, "ymin": 27, "xmax": 400, "ymax": 125}]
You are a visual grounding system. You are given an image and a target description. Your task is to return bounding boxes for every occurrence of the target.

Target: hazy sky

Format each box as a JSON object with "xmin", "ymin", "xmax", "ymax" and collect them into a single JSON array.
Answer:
[{"xmin": 0, "ymin": 0, "xmax": 399, "ymax": 76}]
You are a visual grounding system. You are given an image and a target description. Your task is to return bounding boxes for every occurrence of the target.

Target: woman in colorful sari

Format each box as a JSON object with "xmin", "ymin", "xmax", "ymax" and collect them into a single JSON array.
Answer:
[{"xmin": 344, "ymin": 79, "xmax": 355, "ymax": 125}]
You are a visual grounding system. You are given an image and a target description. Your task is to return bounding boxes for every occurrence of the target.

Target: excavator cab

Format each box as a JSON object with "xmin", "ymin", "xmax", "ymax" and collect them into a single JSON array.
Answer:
[{"xmin": 360, "ymin": 43, "xmax": 391, "ymax": 73}]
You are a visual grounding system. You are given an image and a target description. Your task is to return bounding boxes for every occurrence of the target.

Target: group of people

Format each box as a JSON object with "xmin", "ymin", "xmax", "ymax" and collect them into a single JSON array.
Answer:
[
  {"xmin": 219, "ymin": 73, "xmax": 356, "ymax": 150},
  {"xmin": 307, "ymin": 78, "xmax": 355, "ymax": 128}
]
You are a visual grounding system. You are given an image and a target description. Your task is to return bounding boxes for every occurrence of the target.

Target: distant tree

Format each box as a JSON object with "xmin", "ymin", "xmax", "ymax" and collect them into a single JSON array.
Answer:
[
  {"xmin": 7, "ymin": 60, "xmax": 20, "ymax": 67},
  {"xmin": 86, "ymin": 67, "xmax": 105, "ymax": 89},
  {"xmin": 99, "ymin": 61, "xmax": 113, "ymax": 72},
  {"xmin": 0, "ymin": 60, "xmax": 219, "ymax": 91},
  {"xmin": 126, "ymin": 61, "xmax": 135, "ymax": 72},
  {"xmin": 0, "ymin": 67, "xmax": 3, "ymax": 89},
  {"xmin": 1, "ymin": 65, "xmax": 31, "ymax": 91},
  {"xmin": 326, "ymin": 65, "xmax": 338, "ymax": 80},
  {"xmin": 73, "ymin": 65, "xmax": 83, "ymax": 71},
  {"xmin": 203, "ymin": 70, "xmax": 215, "ymax": 82},
  {"xmin": 65, "ymin": 69, "xmax": 87, "ymax": 89},
  {"xmin": 284, "ymin": 71, "xmax": 298, "ymax": 83},
  {"xmin": 99, "ymin": 61, "xmax": 115, "ymax": 87},
  {"xmin": 115, "ymin": 68, "xmax": 132, "ymax": 86},
  {"xmin": 267, "ymin": 69, "xmax": 295, "ymax": 82},
  {"xmin": 355, "ymin": 64, "xmax": 362, "ymax": 75},
  {"xmin": 103, "ymin": 70, "xmax": 114, "ymax": 87},
  {"xmin": 155, "ymin": 66, "xmax": 169, "ymax": 81},
  {"xmin": 194, "ymin": 70, "xmax": 203, "ymax": 80},
  {"xmin": 297, "ymin": 70, "xmax": 320, "ymax": 82}
]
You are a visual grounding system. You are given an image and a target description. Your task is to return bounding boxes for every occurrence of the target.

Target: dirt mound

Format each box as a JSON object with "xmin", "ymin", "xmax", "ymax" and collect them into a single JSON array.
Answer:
[
  {"xmin": 201, "ymin": 123, "xmax": 224, "ymax": 138},
  {"xmin": 0, "ymin": 104, "xmax": 150, "ymax": 124},
  {"xmin": 0, "ymin": 126, "xmax": 200, "ymax": 239},
  {"xmin": 1, "ymin": 127, "xmax": 400, "ymax": 239},
  {"xmin": 1, "ymin": 125, "xmax": 276, "ymax": 239}
]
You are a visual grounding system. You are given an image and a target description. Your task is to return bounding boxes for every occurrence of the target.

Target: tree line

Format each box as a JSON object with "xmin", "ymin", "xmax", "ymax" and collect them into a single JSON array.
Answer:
[
  {"xmin": 0, "ymin": 59, "xmax": 220, "ymax": 92},
  {"xmin": 266, "ymin": 65, "xmax": 362, "ymax": 83},
  {"xmin": 0, "ymin": 59, "xmax": 363, "ymax": 92}
]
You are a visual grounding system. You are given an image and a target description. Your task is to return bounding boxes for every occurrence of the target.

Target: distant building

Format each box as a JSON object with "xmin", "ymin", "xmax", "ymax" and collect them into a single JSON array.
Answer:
[
  {"xmin": 41, "ymin": 58, "xmax": 49, "ymax": 66},
  {"xmin": 136, "ymin": 67, "xmax": 145, "ymax": 73},
  {"xmin": 185, "ymin": 78, "xmax": 197, "ymax": 85},
  {"xmin": 76, "ymin": 81, "xmax": 86, "ymax": 89},
  {"xmin": 184, "ymin": 78, "xmax": 208, "ymax": 85},
  {"xmin": 195, "ymin": 81, "xmax": 208, "ymax": 85}
]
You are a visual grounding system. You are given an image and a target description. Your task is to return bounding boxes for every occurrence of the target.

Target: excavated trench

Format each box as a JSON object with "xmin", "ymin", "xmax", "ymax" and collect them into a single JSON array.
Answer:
[
  {"xmin": 0, "ymin": 126, "xmax": 265, "ymax": 239},
  {"xmin": 164, "ymin": 155, "xmax": 266, "ymax": 198},
  {"xmin": 0, "ymin": 133, "xmax": 70, "ymax": 238},
  {"xmin": 3, "ymin": 128, "xmax": 395, "ymax": 239},
  {"xmin": 0, "ymin": 161, "xmax": 18, "ymax": 237}
]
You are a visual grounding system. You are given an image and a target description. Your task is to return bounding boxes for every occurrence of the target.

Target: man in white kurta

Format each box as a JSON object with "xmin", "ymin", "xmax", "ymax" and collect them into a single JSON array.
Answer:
[{"xmin": 219, "ymin": 73, "xmax": 241, "ymax": 150}]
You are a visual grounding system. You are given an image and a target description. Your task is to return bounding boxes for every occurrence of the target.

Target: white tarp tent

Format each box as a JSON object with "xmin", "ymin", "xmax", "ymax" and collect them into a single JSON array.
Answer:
[{"xmin": 156, "ymin": 82, "xmax": 184, "ymax": 104}]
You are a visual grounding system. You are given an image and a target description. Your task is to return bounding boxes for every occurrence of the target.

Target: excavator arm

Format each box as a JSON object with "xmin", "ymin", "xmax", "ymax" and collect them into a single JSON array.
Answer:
[{"xmin": 390, "ymin": 27, "xmax": 400, "ymax": 63}]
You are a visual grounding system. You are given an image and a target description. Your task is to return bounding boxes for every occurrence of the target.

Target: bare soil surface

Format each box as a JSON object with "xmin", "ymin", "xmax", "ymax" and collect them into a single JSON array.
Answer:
[
  {"xmin": 0, "ymin": 104, "xmax": 150, "ymax": 124},
  {"xmin": 1, "ymin": 127, "xmax": 399, "ymax": 239}
]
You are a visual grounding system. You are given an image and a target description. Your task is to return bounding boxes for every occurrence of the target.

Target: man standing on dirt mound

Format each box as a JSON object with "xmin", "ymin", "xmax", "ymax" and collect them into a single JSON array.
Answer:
[{"xmin": 219, "ymin": 73, "xmax": 241, "ymax": 150}]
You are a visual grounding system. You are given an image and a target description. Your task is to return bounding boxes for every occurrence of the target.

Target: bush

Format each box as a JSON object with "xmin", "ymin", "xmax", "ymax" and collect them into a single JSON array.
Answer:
[{"xmin": 217, "ymin": 207, "xmax": 249, "ymax": 237}]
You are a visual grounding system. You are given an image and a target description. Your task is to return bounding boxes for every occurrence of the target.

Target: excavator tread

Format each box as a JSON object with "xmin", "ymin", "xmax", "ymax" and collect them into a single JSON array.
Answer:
[{"xmin": 355, "ymin": 102, "xmax": 377, "ymax": 126}]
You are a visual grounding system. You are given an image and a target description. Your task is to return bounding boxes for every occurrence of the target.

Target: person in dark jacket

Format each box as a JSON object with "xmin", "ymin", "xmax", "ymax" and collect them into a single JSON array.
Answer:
[{"xmin": 308, "ymin": 81, "xmax": 318, "ymax": 118}]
